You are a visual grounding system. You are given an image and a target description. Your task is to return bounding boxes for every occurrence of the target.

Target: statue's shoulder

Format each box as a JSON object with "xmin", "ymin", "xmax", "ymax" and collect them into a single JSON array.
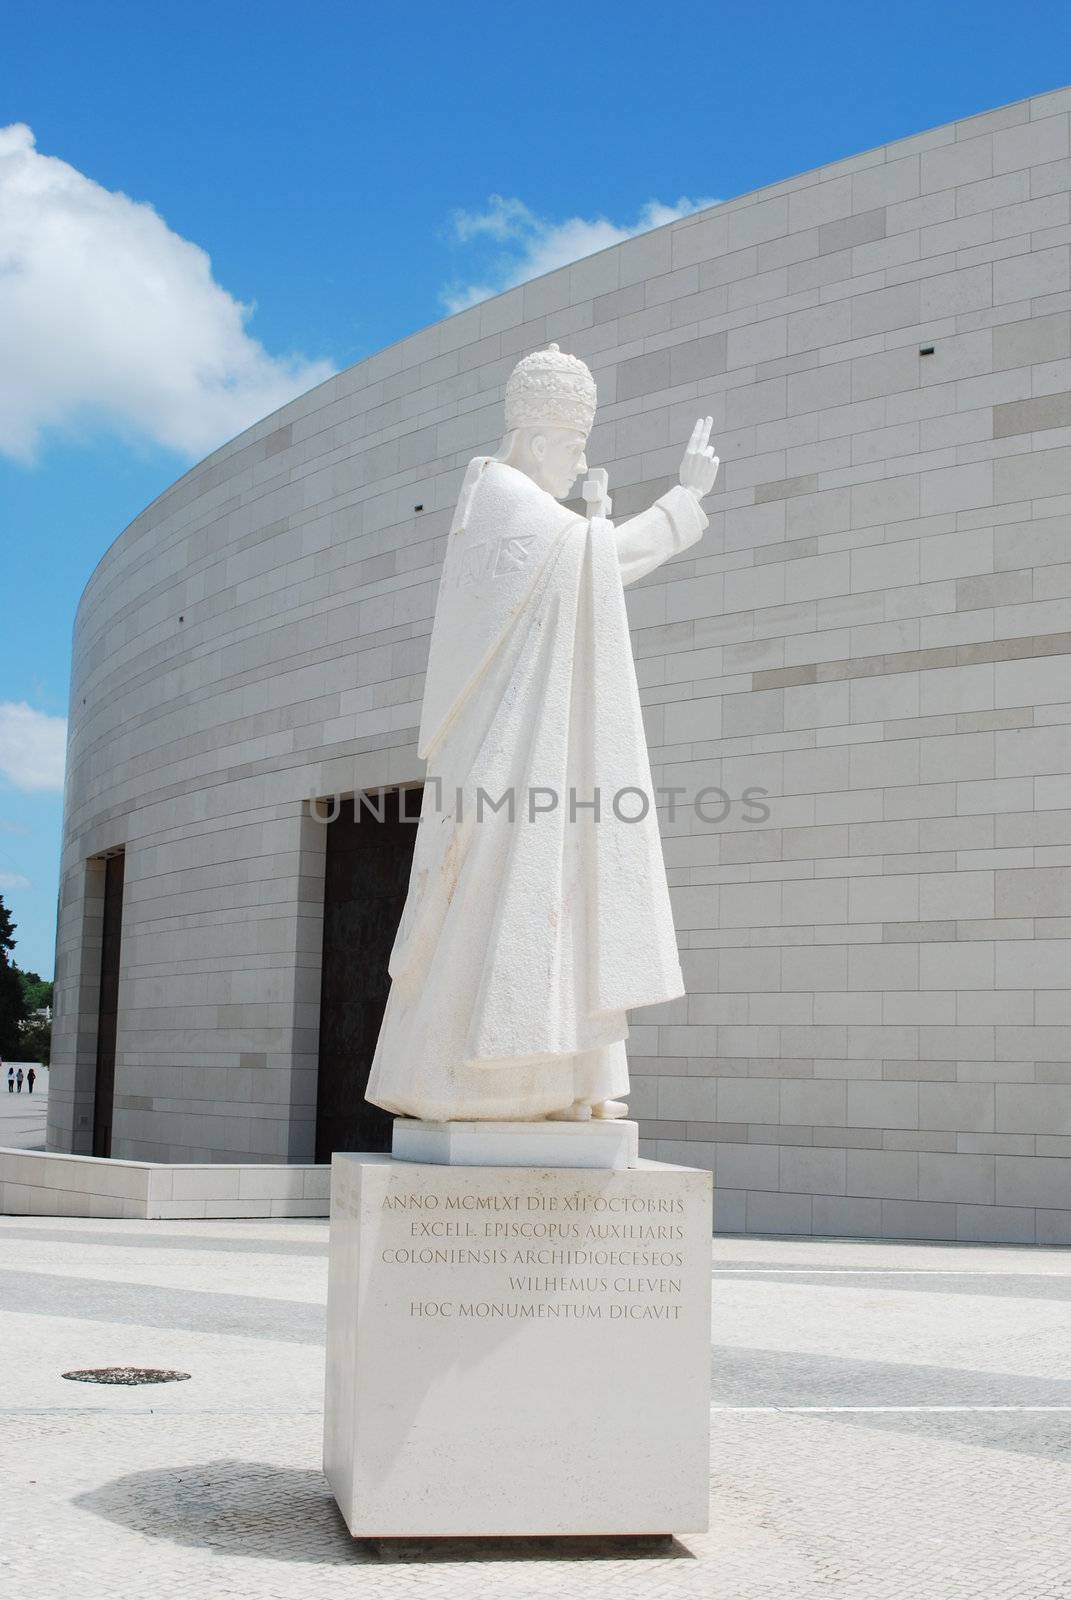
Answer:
[
  {"xmin": 452, "ymin": 459, "xmax": 579, "ymax": 558},
  {"xmin": 474, "ymin": 459, "xmax": 577, "ymax": 522}
]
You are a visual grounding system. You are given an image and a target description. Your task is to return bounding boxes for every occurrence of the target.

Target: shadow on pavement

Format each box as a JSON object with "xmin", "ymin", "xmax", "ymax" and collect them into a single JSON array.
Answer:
[
  {"xmin": 73, "ymin": 1459, "xmax": 698, "ymax": 1564},
  {"xmin": 712, "ymin": 1344, "xmax": 1071, "ymax": 1462},
  {"xmin": 713, "ymin": 1343, "xmax": 1071, "ymax": 1409},
  {"xmin": 0, "ymin": 1223, "xmax": 327, "ymax": 1257},
  {"xmin": 0, "ymin": 1267, "xmax": 325, "ymax": 1343}
]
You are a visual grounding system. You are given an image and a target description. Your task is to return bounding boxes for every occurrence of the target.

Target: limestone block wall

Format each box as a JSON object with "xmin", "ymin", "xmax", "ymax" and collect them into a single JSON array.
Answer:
[{"xmin": 50, "ymin": 88, "xmax": 1071, "ymax": 1241}]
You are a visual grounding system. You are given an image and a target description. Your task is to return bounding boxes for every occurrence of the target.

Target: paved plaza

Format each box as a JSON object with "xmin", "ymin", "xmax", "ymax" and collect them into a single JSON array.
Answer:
[
  {"xmin": 0, "ymin": 1065, "xmax": 48, "ymax": 1150},
  {"xmin": 0, "ymin": 1213, "xmax": 1067, "ymax": 1599}
]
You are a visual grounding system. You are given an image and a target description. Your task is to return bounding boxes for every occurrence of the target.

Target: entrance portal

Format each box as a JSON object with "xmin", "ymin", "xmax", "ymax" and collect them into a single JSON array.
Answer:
[
  {"xmin": 314, "ymin": 787, "xmax": 421, "ymax": 1161},
  {"xmin": 92, "ymin": 851, "xmax": 125, "ymax": 1158}
]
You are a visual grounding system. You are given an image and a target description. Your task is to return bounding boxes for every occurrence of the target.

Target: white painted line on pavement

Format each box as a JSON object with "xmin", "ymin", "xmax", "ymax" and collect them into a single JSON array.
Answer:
[
  {"xmin": 1, "ymin": 1405, "xmax": 323, "ymax": 1416},
  {"xmin": 711, "ymin": 1268, "xmax": 1066, "ymax": 1276},
  {"xmin": 710, "ymin": 1404, "xmax": 1071, "ymax": 1413}
]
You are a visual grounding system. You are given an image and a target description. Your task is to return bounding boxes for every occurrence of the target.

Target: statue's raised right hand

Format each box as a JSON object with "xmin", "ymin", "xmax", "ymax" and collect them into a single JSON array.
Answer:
[{"xmin": 679, "ymin": 416, "xmax": 719, "ymax": 501}]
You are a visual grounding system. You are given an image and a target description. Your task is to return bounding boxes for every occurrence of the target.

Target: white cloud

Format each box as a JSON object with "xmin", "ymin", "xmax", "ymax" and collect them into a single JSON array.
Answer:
[
  {"xmin": 0, "ymin": 703, "xmax": 67, "ymax": 793},
  {"xmin": 0, "ymin": 872, "xmax": 32, "ymax": 892},
  {"xmin": 443, "ymin": 194, "xmax": 718, "ymax": 313},
  {"xmin": 0, "ymin": 820, "xmax": 30, "ymax": 836},
  {"xmin": 0, "ymin": 124, "xmax": 335, "ymax": 462}
]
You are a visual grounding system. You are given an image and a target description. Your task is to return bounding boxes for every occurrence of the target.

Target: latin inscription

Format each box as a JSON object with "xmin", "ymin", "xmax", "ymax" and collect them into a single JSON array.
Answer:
[{"xmin": 374, "ymin": 1182, "xmax": 696, "ymax": 1324}]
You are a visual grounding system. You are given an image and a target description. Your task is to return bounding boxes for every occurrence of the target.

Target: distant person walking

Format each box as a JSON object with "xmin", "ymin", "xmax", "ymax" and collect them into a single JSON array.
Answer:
[
  {"xmin": 27, "ymin": 1067, "xmax": 36, "ymax": 1094},
  {"xmin": 16, "ymin": 1067, "xmax": 24, "ymax": 1093},
  {"xmin": 5, "ymin": 1062, "xmax": 11, "ymax": 1093}
]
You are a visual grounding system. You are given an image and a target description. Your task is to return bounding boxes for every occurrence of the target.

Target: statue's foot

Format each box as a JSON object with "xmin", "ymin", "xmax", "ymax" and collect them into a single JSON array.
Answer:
[
  {"xmin": 546, "ymin": 1100, "xmax": 592, "ymax": 1121},
  {"xmin": 591, "ymin": 1099, "xmax": 629, "ymax": 1119}
]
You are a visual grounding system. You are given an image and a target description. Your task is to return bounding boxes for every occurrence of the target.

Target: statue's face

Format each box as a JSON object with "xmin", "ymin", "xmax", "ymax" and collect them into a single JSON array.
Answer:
[{"xmin": 531, "ymin": 428, "xmax": 589, "ymax": 499}]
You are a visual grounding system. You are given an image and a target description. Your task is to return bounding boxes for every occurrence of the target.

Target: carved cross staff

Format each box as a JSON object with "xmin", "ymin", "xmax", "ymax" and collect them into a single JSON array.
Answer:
[{"xmin": 581, "ymin": 466, "xmax": 612, "ymax": 521}]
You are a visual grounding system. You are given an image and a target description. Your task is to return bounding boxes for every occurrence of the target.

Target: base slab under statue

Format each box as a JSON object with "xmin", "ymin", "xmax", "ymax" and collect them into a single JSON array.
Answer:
[
  {"xmin": 323, "ymin": 1153, "xmax": 712, "ymax": 1537},
  {"xmin": 391, "ymin": 1116, "xmax": 639, "ymax": 1169}
]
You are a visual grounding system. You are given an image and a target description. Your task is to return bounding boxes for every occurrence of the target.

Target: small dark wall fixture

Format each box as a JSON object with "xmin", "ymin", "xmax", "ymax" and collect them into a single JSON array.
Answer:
[{"xmin": 314, "ymin": 788, "xmax": 422, "ymax": 1161}]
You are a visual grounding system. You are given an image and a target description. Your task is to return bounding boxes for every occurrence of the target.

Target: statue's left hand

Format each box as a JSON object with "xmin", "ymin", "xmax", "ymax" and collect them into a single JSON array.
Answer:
[{"xmin": 679, "ymin": 416, "xmax": 719, "ymax": 501}]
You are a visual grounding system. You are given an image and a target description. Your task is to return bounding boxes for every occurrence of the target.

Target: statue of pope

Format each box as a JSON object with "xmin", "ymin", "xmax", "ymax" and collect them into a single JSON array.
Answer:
[{"xmin": 366, "ymin": 344, "xmax": 720, "ymax": 1124}]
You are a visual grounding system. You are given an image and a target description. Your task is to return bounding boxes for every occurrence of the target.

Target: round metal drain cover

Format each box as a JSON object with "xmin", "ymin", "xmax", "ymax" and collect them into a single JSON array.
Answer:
[{"xmin": 61, "ymin": 1367, "xmax": 191, "ymax": 1386}]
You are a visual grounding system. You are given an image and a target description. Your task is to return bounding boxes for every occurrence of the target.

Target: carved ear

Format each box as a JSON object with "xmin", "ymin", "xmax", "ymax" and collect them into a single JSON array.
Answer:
[{"xmin": 530, "ymin": 433, "xmax": 547, "ymax": 463}]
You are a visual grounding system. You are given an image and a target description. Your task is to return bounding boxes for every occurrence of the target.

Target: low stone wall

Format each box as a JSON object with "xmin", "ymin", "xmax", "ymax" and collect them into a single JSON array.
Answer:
[{"xmin": 0, "ymin": 1147, "xmax": 329, "ymax": 1219}]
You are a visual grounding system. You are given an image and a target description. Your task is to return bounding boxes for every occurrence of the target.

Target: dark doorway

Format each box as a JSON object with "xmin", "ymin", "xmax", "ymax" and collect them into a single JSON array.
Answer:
[
  {"xmin": 314, "ymin": 787, "xmax": 421, "ymax": 1161},
  {"xmin": 92, "ymin": 851, "xmax": 125, "ymax": 1158}
]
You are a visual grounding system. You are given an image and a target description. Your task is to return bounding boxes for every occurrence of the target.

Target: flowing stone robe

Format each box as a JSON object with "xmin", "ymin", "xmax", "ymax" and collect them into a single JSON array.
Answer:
[{"xmin": 365, "ymin": 458, "xmax": 708, "ymax": 1121}]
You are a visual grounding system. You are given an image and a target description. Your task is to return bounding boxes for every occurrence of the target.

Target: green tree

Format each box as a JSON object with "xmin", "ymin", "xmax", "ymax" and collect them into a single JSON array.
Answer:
[
  {"xmin": 18, "ymin": 1015, "xmax": 51, "ymax": 1066},
  {"xmin": 18, "ymin": 968, "xmax": 53, "ymax": 1015},
  {"xmin": 0, "ymin": 896, "xmax": 28, "ymax": 1058}
]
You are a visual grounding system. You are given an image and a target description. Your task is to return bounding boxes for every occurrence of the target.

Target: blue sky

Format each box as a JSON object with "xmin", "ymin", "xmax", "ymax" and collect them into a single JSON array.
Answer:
[{"xmin": 1, "ymin": 0, "xmax": 1068, "ymax": 977}]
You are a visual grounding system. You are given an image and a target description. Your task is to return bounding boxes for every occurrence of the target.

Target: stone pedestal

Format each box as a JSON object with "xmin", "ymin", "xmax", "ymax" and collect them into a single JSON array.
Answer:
[
  {"xmin": 391, "ymin": 1117, "xmax": 638, "ymax": 1169},
  {"xmin": 323, "ymin": 1153, "xmax": 712, "ymax": 1537}
]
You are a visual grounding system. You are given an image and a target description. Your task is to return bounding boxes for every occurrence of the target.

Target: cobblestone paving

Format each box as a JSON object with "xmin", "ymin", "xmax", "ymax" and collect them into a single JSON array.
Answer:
[{"xmin": 0, "ymin": 1218, "xmax": 1068, "ymax": 1599}]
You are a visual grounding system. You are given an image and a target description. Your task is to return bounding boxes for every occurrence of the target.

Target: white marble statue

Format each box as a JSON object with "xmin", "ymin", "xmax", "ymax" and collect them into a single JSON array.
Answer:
[{"xmin": 365, "ymin": 344, "xmax": 720, "ymax": 1123}]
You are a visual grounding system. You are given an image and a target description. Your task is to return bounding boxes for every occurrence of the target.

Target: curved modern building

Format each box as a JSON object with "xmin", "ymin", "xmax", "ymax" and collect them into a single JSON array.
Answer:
[{"xmin": 49, "ymin": 90, "xmax": 1071, "ymax": 1242}]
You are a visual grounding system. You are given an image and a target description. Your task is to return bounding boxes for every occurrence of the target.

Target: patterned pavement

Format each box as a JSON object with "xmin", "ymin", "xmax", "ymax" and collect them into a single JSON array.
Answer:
[{"xmin": 0, "ymin": 1216, "xmax": 1068, "ymax": 1599}]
